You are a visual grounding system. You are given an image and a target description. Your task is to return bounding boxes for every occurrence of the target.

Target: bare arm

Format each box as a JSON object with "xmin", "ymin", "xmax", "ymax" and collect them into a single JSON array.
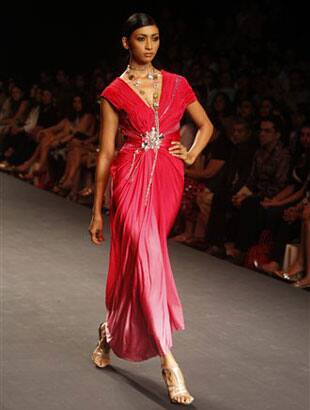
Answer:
[
  {"xmin": 12, "ymin": 100, "xmax": 28, "ymax": 122},
  {"xmin": 43, "ymin": 118, "xmax": 67, "ymax": 134},
  {"xmin": 185, "ymin": 158, "xmax": 225, "ymax": 179},
  {"xmin": 272, "ymin": 184, "xmax": 306, "ymax": 206},
  {"xmin": 91, "ymin": 99, "xmax": 119, "ymax": 217},
  {"xmin": 169, "ymin": 100, "xmax": 213, "ymax": 164},
  {"xmin": 1, "ymin": 100, "xmax": 28, "ymax": 125},
  {"xmin": 184, "ymin": 101, "xmax": 214, "ymax": 165},
  {"xmin": 73, "ymin": 113, "xmax": 95, "ymax": 135}
]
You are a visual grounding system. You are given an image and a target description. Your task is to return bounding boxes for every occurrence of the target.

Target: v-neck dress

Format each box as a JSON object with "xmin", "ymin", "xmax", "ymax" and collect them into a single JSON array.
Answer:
[{"xmin": 100, "ymin": 69, "xmax": 197, "ymax": 361}]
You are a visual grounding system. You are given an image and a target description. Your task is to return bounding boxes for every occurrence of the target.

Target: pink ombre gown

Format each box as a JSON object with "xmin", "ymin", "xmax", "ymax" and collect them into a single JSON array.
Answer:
[{"xmin": 100, "ymin": 70, "xmax": 197, "ymax": 361}]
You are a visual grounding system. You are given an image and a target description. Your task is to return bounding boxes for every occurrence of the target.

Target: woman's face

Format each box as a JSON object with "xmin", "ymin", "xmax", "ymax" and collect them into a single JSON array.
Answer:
[
  {"xmin": 239, "ymin": 100, "xmax": 254, "ymax": 118},
  {"xmin": 123, "ymin": 25, "xmax": 160, "ymax": 65},
  {"xmin": 30, "ymin": 84, "xmax": 38, "ymax": 98},
  {"xmin": 41, "ymin": 90, "xmax": 52, "ymax": 105},
  {"xmin": 214, "ymin": 95, "xmax": 226, "ymax": 112},
  {"xmin": 300, "ymin": 126, "xmax": 310, "ymax": 149},
  {"xmin": 11, "ymin": 86, "xmax": 22, "ymax": 101},
  {"xmin": 73, "ymin": 96, "xmax": 82, "ymax": 112},
  {"xmin": 259, "ymin": 99, "xmax": 273, "ymax": 117}
]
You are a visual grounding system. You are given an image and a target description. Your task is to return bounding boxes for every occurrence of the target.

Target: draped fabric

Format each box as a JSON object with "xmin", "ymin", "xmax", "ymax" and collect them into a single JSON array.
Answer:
[{"xmin": 100, "ymin": 70, "xmax": 197, "ymax": 361}]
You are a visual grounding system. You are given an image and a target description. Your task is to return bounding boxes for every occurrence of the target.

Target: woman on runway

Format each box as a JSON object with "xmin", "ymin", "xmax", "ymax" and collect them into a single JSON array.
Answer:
[{"xmin": 88, "ymin": 13, "xmax": 213, "ymax": 405}]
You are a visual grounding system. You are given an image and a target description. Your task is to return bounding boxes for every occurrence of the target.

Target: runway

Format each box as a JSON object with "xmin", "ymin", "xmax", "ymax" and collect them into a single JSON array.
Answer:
[{"xmin": 1, "ymin": 171, "xmax": 309, "ymax": 410}]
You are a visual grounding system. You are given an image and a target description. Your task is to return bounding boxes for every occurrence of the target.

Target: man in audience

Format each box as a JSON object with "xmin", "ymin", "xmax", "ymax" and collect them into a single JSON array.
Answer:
[
  {"xmin": 204, "ymin": 117, "xmax": 258, "ymax": 256},
  {"xmin": 229, "ymin": 115, "xmax": 291, "ymax": 264}
]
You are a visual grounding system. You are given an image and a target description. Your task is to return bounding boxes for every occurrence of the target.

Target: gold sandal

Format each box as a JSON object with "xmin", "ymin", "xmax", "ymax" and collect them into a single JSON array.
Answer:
[
  {"xmin": 91, "ymin": 322, "xmax": 111, "ymax": 368},
  {"xmin": 161, "ymin": 365, "xmax": 194, "ymax": 405}
]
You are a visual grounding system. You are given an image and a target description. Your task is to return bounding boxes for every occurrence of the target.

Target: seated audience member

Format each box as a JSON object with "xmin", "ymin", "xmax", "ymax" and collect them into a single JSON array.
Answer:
[
  {"xmin": 0, "ymin": 86, "xmax": 41, "ymax": 167},
  {"xmin": 236, "ymin": 98, "xmax": 256, "ymax": 126},
  {"xmin": 253, "ymin": 179, "xmax": 308, "ymax": 279},
  {"xmin": 52, "ymin": 68, "xmax": 74, "ymax": 117},
  {"xmin": 0, "ymin": 84, "xmax": 29, "ymax": 141},
  {"xmin": 180, "ymin": 117, "xmax": 197, "ymax": 151},
  {"xmin": 290, "ymin": 123, "xmax": 310, "ymax": 165},
  {"xmin": 252, "ymin": 132, "xmax": 309, "ymax": 273},
  {"xmin": 51, "ymin": 125, "xmax": 98, "ymax": 196},
  {"xmin": 209, "ymin": 92, "xmax": 234, "ymax": 136},
  {"xmin": 283, "ymin": 69, "xmax": 310, "ymax": 113},
  {"xmin": 171, "ymin": 127, "xmax": 232, "ymax": 243},
  {"xmin": 204, "ymin": 118, "xmax": 258, "ymax": 256},
  {"xmin": 16, "ymin": 94, "xmax": 94, "ymax": 180},
  {"xmin": 288, "ymin": 108, "xmax": 308, "ymax": 156},
  {"xmin": 0, "ymin": 88, "xmax": 57, "ymax": 168},
  {"xmin": 228, "ymin": 115, "xmax": 291, "ymax": 264},
  {"xmin": 76, "ymin": 128, "xmax": 124, "ymax": 206},
  {"xmin": 274, "ymin": 201, "xmax": 310, "ymax": 288}
]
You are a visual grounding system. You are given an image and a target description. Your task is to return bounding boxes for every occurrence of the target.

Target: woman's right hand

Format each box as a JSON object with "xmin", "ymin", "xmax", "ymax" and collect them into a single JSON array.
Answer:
[{"xmin": 88, "ymin": 214, "xmax": 104, "ymax": 245}]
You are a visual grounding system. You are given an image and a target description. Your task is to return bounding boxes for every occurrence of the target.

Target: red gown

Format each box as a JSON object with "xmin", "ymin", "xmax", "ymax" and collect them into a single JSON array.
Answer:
[{"xmin": 100, "ymin": 70, "xmax": 197, "ymax": 361}]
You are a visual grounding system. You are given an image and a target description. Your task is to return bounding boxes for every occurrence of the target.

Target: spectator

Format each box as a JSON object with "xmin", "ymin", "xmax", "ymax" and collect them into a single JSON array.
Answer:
[
  {"xmin": 16, "ymin": 94, "xmax": 93, "ymax": 180},
  {"xmin": 229, "ymin": 115, "xmax": 291, "ymax": 264},
  {"xmin": 204, "ymin": 117, "xmax": 258, "ymax": 256},
  {"xmin": 275, "ymin": 202, "xmax": 310, "ymax": 288}
]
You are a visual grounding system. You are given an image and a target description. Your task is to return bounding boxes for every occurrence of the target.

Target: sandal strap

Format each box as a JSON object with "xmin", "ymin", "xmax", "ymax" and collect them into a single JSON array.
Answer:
[{"xmin": 162, "ymin": 366, "xmax": 191, "ymax": 399}]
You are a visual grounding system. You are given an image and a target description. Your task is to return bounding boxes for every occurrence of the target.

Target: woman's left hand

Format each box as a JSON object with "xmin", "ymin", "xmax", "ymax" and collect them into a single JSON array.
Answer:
[{"xmin": 168, "ymin": 141, "xmax": 194, "ymax": 165}]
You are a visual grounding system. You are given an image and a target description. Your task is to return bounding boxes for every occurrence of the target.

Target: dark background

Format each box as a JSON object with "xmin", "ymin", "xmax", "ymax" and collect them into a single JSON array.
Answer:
[{"xmin": 2, "ymin": 1, "xmax": 309, "ymax": 81}]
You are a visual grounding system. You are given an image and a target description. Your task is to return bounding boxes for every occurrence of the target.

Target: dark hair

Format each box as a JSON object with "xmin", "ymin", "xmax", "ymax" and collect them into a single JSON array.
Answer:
[
  {"xmin": 233, "ymin": 116, "xmax": 251, "ymax": 131},
  {"xmin": 122, "ymin": 13, "xmax": 158, "ymax": 38},
  {"xmin": 211, "ymin": 91, "xmax": 233, "ymax": 117},
  {"xmin": 260, "ymin": 115, "xmax": 283, "ymax": 134},
  {"xmin": 68, "ymin": 93, "xmax": 90, "ymax": 121}
]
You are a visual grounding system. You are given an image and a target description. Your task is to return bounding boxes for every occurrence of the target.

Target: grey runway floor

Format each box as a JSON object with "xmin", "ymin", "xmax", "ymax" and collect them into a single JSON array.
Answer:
[{"xmin": 1, "ymin": 172, "xmax": 309, "ymax": 410}]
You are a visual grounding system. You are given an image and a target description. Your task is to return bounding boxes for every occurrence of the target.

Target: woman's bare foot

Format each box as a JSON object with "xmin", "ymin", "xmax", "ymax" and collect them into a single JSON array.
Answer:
[
  {"xmin": 59, "ymin": 181, "xmax": 73, "ymax": 190},
  {"xmin": 78, "ymin": 186, "xmax": 94, "ymax": 197},
  {"xmin": 293, "ymin": 276, "xmax": 310, "ymax": 288},
  {"xmin": 260, "ymin": 261, "xmax": 280, "ymax": 274},
  {"xmin": 171, "ymin": 233, "xmax": 192, "ymax": 243},
  {"xmin": 18, "ymin": 171, "xmax": 34, "ymax": 181},
  {"xmin": 285, "ymin": 261, "xmax": 304, "ymax": 278},
  {"xmin": 16, "ymin": 161, "xmax": 31, "ymax": 173}
]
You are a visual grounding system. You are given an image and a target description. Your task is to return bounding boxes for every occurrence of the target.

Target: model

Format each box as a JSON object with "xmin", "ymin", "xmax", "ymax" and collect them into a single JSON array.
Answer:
[{"xmin": 88, "ymin": 12, "xmax": 214, "ymax": 405}]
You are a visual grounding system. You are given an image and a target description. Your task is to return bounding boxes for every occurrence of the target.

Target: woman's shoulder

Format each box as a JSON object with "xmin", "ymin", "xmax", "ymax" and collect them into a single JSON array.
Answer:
[
  {"xmin": 100, "ymin": 77, "xmax": 125, "ymax": 111},
  {"xmin": 161, "ymin": 69, "xmax": 189, "ymax": 83},
  {"xmin": 101, "ymin": 77, "xmax": 122, "ymax": 94}
]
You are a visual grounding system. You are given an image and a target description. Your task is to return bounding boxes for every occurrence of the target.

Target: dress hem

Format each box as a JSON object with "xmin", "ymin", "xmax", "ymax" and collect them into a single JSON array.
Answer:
[{"xmin": 109, "ymin": 325, "xmax": 185, "ymax": 362}]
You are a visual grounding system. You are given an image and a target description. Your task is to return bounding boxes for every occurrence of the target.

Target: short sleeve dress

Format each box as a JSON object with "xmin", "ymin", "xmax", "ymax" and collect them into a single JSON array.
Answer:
[{"xmin": 99, "ymin": 70, "xmax": 197, "ymax": 361}]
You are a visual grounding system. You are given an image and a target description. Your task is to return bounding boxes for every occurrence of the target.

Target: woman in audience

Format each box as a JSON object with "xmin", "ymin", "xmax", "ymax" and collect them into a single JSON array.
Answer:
[
  {"xmin": 0, "ymin": 85, "xmax": 42, "ymax": 166},
  {"xmin": 276, "ymin": 201, "xmax": 310, "ymax": 288},
  {"xmin": 171, "ymin": 127, "xmax": 232, "ymax": 244},
  {"xmin": 16, "ymin": 94, "xmax": 95, "ymax": 180},
  {"xmin": 236, "ymin": 98, "xmax": 256, "ymax": 126},
  {"xmin": 52, "ymin": 126, "xmax": 98, "ymax": 196},
  {"xmin": 253, "ymin": 123, "xmax": 309, "ymax": 273},
  {"xmin": 0, "ymin": 84, "xmax": 29, "ymax": 140},
  {"xmin": 209, "ymin": 92, "xmax": 234, "ymax": 136}
]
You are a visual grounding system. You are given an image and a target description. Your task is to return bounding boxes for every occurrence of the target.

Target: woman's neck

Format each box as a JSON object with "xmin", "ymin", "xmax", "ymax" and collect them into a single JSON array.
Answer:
[{"xmin": 128, "ymin": 60, "xmax": 153, "ymax": 72}]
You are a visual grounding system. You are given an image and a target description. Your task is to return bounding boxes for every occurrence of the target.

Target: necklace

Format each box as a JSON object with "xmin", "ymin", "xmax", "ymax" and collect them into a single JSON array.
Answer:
[
  {"xmin": 125, "ymin": 65, "xmax": 161, "ymax": 110},
  {"xmin": 124, "ymin": 64, "xmax": 164, "ymax": 206}
]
